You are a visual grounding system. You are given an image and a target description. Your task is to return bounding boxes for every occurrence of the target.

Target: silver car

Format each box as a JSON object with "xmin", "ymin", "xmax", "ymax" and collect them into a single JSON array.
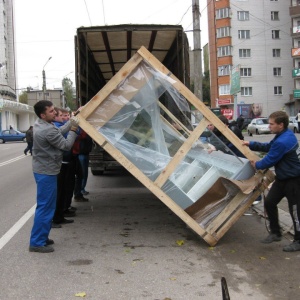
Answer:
[
  {"xmin": 288, "ymin": 116, "xmax": 299, "ymax": 133},
  {"xmin": 247, "ymin": 118, "xmax": 270, "ymax": 136}
]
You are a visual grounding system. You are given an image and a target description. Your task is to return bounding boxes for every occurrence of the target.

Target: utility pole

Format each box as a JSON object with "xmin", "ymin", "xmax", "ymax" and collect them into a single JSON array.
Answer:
[
  {"xmin": 192, "ymin": 0, "xmax": 202, "ymax": 101},
  {"xmin": 42, "ymin": 57, "xmax": 52, "ymax": 96}
]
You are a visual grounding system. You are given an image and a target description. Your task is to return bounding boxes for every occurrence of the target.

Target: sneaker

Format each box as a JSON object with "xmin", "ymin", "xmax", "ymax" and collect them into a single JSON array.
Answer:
[
  {"xmin": 260, "ymin": 233, "xmax": 282, "ymax": 244},
  {"xmin": 64, "ymin": 209, "xmax": 76, "ymax": 217},
  {"xmin": 51, "ymin": 222, "xmax": 62, "ymax": 228},
  {"xmin": 81, "ymin": 190, "xmax": 89, "ymax": 195},
  {"xmin": 74, "ymin": 196, "xmax": 89, "ymax": 202},
  {"xmin": 283, "ymin": 240, "xmax": 300, "ymax": 252},
  {"xmin": 29, "ymin": 245, "xmax": 54, "ymax": 253},
  {"xmin": 46, "ymin": 239, "xmax": 54, "ymax": 245}
]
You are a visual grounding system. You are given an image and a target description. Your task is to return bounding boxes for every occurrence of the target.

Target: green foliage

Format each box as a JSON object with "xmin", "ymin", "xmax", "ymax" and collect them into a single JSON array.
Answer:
[
  {"xmin": 202, "ymin": 70, "xmax": 210, "ymax": 106},
  {"xmin": 62, "ymin": 77, "xmax": 76, "ymax": 110},
  {"xmin": 19, "ymin": 90, "xmax": 28, "ymax": 104}
]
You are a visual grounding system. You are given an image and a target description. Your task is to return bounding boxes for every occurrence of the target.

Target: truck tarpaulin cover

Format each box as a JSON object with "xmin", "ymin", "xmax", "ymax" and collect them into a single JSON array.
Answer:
[{"xmin": 79, "ymin": 47, "xmax": 273, "ymax": 246}]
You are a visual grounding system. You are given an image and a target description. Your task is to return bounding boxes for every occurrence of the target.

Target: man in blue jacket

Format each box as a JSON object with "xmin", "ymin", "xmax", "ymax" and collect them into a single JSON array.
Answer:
[{"xmin": 243, "ymin": 111, "xmax": 300, "ymax": 252}]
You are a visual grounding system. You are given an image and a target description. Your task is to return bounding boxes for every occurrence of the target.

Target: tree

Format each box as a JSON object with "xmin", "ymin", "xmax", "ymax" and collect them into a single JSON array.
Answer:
[
  {"xmin": 19, "ymin": 90, "xmax": 28, "ymax": 104},
  {"xmin": 202, "ymin": 70, "xmax": 211, "ymax": 106},
  {"xmin": 62, "ymin": 77, "xmax": 76, "ymax": 110}
]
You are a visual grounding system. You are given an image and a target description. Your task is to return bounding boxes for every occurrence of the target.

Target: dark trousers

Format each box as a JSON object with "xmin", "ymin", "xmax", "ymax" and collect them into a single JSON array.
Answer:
[
  {"xmin": 74, "ymin": 155, "xmax": 84, "ymax": 198},
  {"xmin": 265, "ymin": 177, "xmax": 300, "ymax": 241},
  {"xmin": 24, "ymin": 142, "xmax": 33, "ymax": 155}
]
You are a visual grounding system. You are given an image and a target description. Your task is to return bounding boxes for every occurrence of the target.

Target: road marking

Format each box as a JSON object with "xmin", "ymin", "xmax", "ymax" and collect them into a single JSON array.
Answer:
[
  {"xmin": 0, "ymin": 155, "xmax": 27, "ymax": 167},
  {"xmin": 0, "ymin": 204, "xmax": 36, "ymax": 250}
]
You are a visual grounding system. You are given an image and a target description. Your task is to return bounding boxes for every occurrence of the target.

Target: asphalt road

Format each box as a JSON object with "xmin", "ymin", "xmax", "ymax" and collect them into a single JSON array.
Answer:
[{"xmin": 0, "ymin": 139, "xmax": 299, "ymax": 300}]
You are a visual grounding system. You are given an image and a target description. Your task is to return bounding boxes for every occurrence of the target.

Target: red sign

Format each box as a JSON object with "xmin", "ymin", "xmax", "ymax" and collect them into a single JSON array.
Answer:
[
  {"xmin": 218, "ymin": 99, "xmax": 232, "ymax": 105},
  {"xmin": 221, "ymin": 108, "xmax": 233, "ymax": 120}
]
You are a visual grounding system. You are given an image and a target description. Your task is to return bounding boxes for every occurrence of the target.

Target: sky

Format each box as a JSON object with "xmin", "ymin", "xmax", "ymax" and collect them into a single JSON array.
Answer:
[{"xmin": 14, "ymin": 0, "xmax": 208, "ymax": 93}]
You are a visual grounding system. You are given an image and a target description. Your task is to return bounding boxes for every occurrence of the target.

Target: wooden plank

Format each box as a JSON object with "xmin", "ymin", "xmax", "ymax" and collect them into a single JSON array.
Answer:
[
  {"xmin": 157, "ymin": 101, "xmax": 191, "ymax": 136},
  {"xmin": 77, "ymin": 114, "xmax": 214, "ymax": 242},
  {"xmin": 154, "ymin": 118, "xmax": 209, "ymax": 188},
  {"xmin": 79, "ymin": 53, "xmax": 143, "ymax": 120},
  {"xmin": 137, "ymin": 46, "xmax": 258, "ymax": 162}
]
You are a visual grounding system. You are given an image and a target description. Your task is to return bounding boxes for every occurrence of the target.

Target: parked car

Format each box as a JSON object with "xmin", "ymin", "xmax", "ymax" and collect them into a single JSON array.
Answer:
[
  {"xmin": 247, "ymin": 118, "xmax": 270, "ymax": 136},
  {"xmin": 0, "ymin": 129, "xmax": 26, "ymax": 143},
  {"xmin": 288, "ymin": 116, "xmax": 299, "ymax": 133}
]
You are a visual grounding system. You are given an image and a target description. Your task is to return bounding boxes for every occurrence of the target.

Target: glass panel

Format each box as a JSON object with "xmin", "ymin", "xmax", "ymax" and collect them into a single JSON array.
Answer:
[{"xmin": 86, "ymin": 61, "xmax": 254, "ymax": 210}]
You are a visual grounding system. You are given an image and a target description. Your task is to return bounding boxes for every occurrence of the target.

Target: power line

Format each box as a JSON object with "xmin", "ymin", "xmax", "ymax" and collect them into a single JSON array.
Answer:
[{"xmin": 83, "ymin": 0, "xmax": 92, "ymax": 26}]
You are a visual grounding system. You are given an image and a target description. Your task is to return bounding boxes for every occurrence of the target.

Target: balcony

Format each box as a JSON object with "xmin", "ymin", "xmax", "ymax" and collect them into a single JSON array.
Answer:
[{"xmin": 290, "ymin": 5, "xmax": 300, "ymax": 17}]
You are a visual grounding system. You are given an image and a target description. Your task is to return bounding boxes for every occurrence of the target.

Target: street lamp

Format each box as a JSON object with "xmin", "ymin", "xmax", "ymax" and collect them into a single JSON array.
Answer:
[{"xmin": 42, "ymin": 56, "xmax": 52, "ymax": 94}]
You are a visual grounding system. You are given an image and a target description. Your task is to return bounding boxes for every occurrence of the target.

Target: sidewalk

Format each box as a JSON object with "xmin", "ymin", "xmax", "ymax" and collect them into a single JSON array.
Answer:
[{"xmin": 251, "ymin": 197, "xmax": 294, "ymax": 236}]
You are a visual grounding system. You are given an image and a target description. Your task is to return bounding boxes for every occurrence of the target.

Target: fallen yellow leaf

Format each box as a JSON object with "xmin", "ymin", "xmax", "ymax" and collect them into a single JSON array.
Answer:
[
  {"xmin": 259, "ymin": 256, "xmax": 266, "ymax": 260},
  {"xmin": 176, "ymin": 240, "xmax": 185, "ymax": 246},
  {"xmin": 169, "ymin": 277, "xmax": 177, "ymax": 281},
  {"xmin": 75, "ymin": 292, "xmax": 86, "ymax": 297},
  {"xmin": 209, "ymin": 246, "xmax": 214, "ymax": 250}
]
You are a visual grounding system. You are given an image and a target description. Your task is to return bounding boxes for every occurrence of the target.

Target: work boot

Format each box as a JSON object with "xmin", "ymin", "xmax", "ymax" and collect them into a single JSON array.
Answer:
[
  {"xmin": 46, "ymin": 239, "xmax": 54, "ymax": 246},
  {"xmin": 29, "ymin": 245, "xmax": 54, "ymax": 253},
  {"xmin": 260, "ymin": 233, "xmax": 282, "ymax": 244},
  {"xmin": 74, "ymin": 196, "xmax": 89, "ymax": 202},
  {"xmin": 283, "ymin": 240, "xmax": 300, "ymax": 252}
]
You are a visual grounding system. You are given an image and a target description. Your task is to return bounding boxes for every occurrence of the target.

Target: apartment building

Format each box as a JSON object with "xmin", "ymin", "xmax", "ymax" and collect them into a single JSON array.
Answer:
[
  {"xmin": 207, "ymin": 0, "xmax": 294, "ymax": 119},
  {"xmin": 289, "ymin": 0, "xmax": 300, "ymax": 115},
  {"xmin": 0, "ymin": 0, "xmax": 35, "ymax": 131}
]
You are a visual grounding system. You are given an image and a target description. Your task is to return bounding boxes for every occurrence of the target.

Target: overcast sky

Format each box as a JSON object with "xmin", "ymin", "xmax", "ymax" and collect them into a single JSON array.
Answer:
[{"xmin": 14, "ymin": 0, "xmax": 208, "ymax": 92}]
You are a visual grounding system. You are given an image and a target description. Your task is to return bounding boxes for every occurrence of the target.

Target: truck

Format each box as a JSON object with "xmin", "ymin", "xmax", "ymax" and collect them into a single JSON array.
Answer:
[{"xmin": 74, "ymin": 24, "xmax": 190, "ymax": 175}]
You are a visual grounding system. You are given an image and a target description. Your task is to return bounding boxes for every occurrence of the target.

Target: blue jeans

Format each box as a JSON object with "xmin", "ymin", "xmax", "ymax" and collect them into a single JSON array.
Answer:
[{"xmin": 30, "ymin": 173, "xmax": 57, "ymax": 247}]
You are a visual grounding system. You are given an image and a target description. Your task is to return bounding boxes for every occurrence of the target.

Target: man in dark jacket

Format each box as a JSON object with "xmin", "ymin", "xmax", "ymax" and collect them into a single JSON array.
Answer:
[
  {"xmin": 24, "ymin": 126, "xmax": 33, "ymax": 155},
  {"xmin": 243, "ymin": 111, "xmax": 300, "ymax": 252}
]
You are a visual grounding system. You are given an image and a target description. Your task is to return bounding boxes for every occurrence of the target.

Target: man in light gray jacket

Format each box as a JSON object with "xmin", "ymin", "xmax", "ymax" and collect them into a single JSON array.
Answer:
[{"xmin": 29, "ymin": 100, "xmax": 79, "ymax": 253}]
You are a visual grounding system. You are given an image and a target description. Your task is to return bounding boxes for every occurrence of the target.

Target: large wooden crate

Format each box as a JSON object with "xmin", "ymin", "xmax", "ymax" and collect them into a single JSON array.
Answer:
[{"xmin": 77, "ymin": 46, "xmax": 274, "ymax": 246}]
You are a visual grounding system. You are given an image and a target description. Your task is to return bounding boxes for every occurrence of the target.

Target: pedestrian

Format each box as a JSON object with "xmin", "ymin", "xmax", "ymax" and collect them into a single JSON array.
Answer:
[
  {"xmin": 236, "ymin": 114, "xmax": 244, "ymax": 130},
  {"xmin": 243, "ymin": 111, "xmax": 300, "ymax": 252},
  {"xmin": 29, "ymin": 100, "xmax": 79, "ymax": 253},
  {"xmin": 24, "ymin": 125, "xmax": 33, "ymax": 155},
  {"xmin": 296, "ymin": 109, "xmax": 300, "ymax": 132},
  {"xmin": 212, "ymin": 115, "xmax": 245, "ymax": 157}
]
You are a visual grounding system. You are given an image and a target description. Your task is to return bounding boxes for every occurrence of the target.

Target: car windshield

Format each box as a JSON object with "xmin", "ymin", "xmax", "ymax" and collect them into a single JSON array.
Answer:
[{"xmin": 256, "ymin": 119, "xmax": 268, "ymax": 125}]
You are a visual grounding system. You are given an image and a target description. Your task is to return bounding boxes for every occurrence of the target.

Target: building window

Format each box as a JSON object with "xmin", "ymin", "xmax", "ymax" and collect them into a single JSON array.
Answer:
[
  {"xmin": 238, "ymin": 30, "xmax": 250, "ymax": 39},
  {"xmin": 217, "ymin": 46, "xmax": 232, "ymax": 57},
  {"xmin": 240, "ymin": 68, "xmax": 252, "ymax": 77},
  {"xmin": 219, "ymin": 85, "xmax": 230, "ymax": 95},
  {"xmin": 271, "ymin": 11, "xmax": 279, "ymax": 20},
  {"xmin": 237, "ymin": 11, "xmax": 249, "ymax": 21},
  {"xmin": 274, "ymin": 86, "xmax": 282, "ymax": 95},
  {"xmin": 216, "ymin": 7, "xmax": 230, "ymax": 19},
  {"xmin": 239, "ymin": 49, "xmax": 251, "ymax": 58},
  {"xmin": 272, "ymin": 49, "xmax": 280, "ymax": 57},
  {"xmin": 270, "ymin": 0, "xmax": 278, "ymax": 2},
  {"xmin": 272, "ymin": 30, "xmax": 280, "ymax": 39},
  {"xmin": 218, "ymin": 65, "xmax": 231, "ymax": 76},
  {"xmin": 241, "ymin": 87, "xmax": 253, "ymax": 96},
  {"xmin": 273, "ymin": 67, "xmax": 281, "ymax": 76},
  {"xmin": 216, "ymin": 27, "xmax": 230, "ymax": 38}
]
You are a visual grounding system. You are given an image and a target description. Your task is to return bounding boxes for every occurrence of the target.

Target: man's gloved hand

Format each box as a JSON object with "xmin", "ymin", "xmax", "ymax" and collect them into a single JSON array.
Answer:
[{"xmin": 70, "ymin": 116, "xmax": 79, "ymax": 128}]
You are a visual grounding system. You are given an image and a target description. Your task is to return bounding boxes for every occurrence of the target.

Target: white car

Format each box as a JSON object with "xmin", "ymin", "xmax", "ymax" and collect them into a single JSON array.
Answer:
[
  {"xmin": 247, "ymin": 118, "xmax": 270, "ymax": 136},
  {"xmin": 288, "ymin": 116, "xmax": 299, "ymax": 133}
]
